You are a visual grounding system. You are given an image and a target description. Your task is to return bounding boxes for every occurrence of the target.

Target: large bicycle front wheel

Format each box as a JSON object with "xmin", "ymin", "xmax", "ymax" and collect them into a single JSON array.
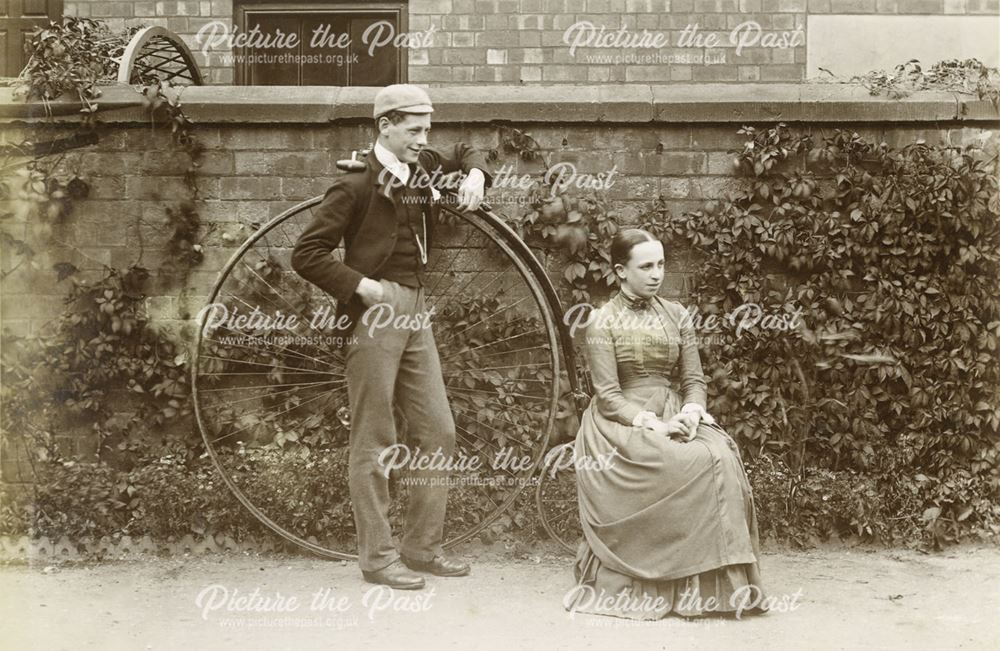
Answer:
[{"xmin": 192, "ymin": 197, "xmax": 560, "ymax": 559}]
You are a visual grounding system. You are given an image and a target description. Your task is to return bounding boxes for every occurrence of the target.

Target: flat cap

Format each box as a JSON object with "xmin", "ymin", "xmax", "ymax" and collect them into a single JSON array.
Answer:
[{"xmin": 373, "ymin": 84, "xmax": 434, "ymax": 119}]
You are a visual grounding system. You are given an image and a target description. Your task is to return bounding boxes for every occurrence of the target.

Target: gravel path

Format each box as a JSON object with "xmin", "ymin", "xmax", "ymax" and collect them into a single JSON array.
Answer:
[{"xmin": 2, "ymin": 543, "xmax": 998, "ymax": 650}]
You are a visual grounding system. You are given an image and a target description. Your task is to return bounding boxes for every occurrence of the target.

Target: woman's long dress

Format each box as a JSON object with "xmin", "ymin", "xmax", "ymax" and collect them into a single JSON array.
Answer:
[{"xmin": 566, "ymin": 291, "xmax": 767, "ymax": 620}]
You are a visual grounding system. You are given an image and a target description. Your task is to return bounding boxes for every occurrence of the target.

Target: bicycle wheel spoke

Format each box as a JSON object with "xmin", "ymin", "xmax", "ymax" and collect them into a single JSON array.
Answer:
[
  {"xmin": 199, "ymin": 378, "xmax": 347, "ymax": 391},
  {"xmin": 219, "ymin": 253, "xmax": 340, "ymax": 354},
  {"xmin": 438, "ymin": 328, "xmax": 544, "ymax": 363},
  {"xmin": 200, "ymin": 378, "xmax": 346, "ymax": 407},
  {"xmin": 446, "ymin": 384, "xmax": 547, "ymax": 403},
  {"xmin": 437, "ymin": 295, "xmax": 533, "ymax": 351},
  {"xmin": 425, "ymin": 219, "xmax": 479, "ymax": 299},
  {"xmin": 442, "ymin": 373, "xmax": 554, "ymax": 386},
  {"xmin": 208, "ymin": 385, "xmax": 348, "ymax": 444},
  {"xmin": 198, "ymin": 370, "xmax": 341, "ymax": 379},
  {"xmin": 440, "ymin": 343, "xmax": 553, "ymax": 365},
  {"xmin": 443, "ymin": 361, "xmax": 551, "ymax": 373},
  {"xmin": 448, "ymin": 397, "xmax": 547, "ymax": 432},
  {"xmin": 238, "ymin": 257, "xmax": 314, "ymax": 319},
  {"xmin": 427, "ymin": 263, "xmax": 502, "ymax": 319},
  {"xmin": 546, "ymin": 504, "xmax": 577, "ymax": 525},
  {"xmin": 198, "ymin": 354, "xmax": 341, "ymax": 376},
  {"xmin": 212, "ymin": 288, "xmax": 331, "ymax": 350},
  {"xmin": 203, "ymin": 327, "xmax": 343, "ymax": 373},
  {"xmin": 450, "ymin": 406, "xmax": 535, "ymax": 454},
  {"xmin": 451, "ymin": 426, "xmax": 518, "ymax": 480}
]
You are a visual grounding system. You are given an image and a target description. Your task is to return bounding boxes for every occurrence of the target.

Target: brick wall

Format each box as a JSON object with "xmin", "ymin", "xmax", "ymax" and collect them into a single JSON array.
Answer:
[
  {"xmin": 3, "ymin": 90, "xmax": 993, "ymax": 331},
  {"xmin": 62, "ymin": 0, "xmax": 999, "ymax": 85}
]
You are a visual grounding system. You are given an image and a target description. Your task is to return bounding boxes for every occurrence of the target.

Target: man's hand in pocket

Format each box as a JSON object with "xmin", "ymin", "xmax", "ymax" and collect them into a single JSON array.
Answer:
[{"xmin": 355, "ymin": 277, "xmax": 385, "ymax": 308}]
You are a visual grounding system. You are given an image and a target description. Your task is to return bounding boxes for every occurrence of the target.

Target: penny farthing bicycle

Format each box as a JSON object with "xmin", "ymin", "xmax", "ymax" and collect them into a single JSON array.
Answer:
[{"xmin": 193, "ymin": 154, "xmax": 588, "ymax": 559}]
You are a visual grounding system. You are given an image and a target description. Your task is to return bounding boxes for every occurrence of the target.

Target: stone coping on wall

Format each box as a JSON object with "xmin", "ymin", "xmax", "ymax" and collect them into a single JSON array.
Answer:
[{"xmin": 1, "ymin": 84, "xmax": 997, "ymax": 125}]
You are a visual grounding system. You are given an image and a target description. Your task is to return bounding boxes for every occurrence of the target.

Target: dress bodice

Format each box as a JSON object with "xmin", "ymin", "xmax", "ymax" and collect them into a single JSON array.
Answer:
[{"xmin": 583, "ymin": 292, "xmax": 708, "ymax": 426}]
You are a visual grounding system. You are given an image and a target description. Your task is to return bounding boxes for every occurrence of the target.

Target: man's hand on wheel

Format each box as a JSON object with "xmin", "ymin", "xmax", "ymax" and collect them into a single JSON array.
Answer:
[{"xmin": 456, "ymin": 168, "xmax": 485, "ymax": 212}]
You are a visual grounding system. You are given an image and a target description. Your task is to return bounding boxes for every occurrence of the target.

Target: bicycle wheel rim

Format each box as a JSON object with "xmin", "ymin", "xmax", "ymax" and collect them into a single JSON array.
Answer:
[{"xmin": 192, "ymin": 196, "xmax": 560, "ymax": 559}]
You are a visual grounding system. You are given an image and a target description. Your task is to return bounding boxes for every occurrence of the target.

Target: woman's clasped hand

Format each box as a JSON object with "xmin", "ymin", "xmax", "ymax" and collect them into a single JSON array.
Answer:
[{"xmin": 638, "ymin": 412, "xmax": 698, "ymax": 442}]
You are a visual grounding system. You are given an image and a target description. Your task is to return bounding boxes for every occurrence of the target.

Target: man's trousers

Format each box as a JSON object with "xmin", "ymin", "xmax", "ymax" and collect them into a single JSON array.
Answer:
[{"xmin": 343, "ymin": 278, "xmax": 456, "ymax": 572}]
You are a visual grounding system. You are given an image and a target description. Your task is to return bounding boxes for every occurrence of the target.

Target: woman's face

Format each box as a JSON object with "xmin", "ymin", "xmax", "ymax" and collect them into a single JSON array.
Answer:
[{"xmin": 615, "ymin": 240, "xmax": 664, "ymax": 298}]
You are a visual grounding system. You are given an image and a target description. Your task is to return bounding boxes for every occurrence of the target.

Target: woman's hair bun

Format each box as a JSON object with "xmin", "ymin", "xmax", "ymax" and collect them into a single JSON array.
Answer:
[{"xmin": 610, "ymin": 228, "xmax": 659, "ymax": 267}]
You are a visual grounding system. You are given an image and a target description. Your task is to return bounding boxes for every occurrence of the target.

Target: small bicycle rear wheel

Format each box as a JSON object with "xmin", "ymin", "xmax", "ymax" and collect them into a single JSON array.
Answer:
[
  {"xmin": 535, "ymin": 441, "xmax": 583, "ymax": 553},
  {"xmin": 192, "ymin": 197, "xmax": 560, "ymax": 559}
]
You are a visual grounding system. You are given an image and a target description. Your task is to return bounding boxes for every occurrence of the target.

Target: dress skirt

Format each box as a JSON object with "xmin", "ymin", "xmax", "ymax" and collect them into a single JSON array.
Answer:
[{"xmin": 566, "ymin": 379, "xmax": 767, "ymax": 620}]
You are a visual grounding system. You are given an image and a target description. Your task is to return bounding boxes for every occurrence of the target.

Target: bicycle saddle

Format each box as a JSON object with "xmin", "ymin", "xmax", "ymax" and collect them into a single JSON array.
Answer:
[{"xmin": 336, "ymin": 149, "xmax": 370, "ymax": 172}]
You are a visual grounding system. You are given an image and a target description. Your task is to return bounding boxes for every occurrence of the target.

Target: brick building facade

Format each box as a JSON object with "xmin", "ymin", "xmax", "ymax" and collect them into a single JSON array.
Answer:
[{"xmin": 58, "ymin": 0, "xmax": 1000, "ymax": 85}]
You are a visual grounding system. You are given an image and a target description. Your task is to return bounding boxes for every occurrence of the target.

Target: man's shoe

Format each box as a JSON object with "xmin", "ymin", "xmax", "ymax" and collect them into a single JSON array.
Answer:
[
  {"xmin": 400, "ymin": 554, "xmax": 471, "ymax": 577},
  {"xmin": 361, "ymin": 560, "xmax": 426, "ymax": 590}
]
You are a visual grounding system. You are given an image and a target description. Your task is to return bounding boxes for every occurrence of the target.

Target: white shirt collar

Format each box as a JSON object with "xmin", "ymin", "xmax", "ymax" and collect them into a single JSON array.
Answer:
[
  {"xmin": 373, "ymin": 141, "xmax": 440, "ymax": 200},
  {"xmin": 374, "ymin": 141, "xmax": 410, "ymax": 185}
]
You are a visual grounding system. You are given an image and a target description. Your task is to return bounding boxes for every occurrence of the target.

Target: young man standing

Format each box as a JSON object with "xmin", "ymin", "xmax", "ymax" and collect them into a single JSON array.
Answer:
[{"xmin": 291, "ymin": 84, "xmax": 491, "ymax": 590}]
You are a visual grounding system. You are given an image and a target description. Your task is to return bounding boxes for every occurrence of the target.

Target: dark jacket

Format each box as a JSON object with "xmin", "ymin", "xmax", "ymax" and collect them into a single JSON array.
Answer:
[{"xmin": 291, "ymin": 144, "xmax": 492, "ymax": 343}]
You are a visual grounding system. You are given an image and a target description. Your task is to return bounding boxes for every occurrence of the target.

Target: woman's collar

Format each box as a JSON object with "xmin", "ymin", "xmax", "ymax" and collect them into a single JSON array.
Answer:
[{"xmin": 617, "ymin": 285, "xmax": 653, "ymax": 312}]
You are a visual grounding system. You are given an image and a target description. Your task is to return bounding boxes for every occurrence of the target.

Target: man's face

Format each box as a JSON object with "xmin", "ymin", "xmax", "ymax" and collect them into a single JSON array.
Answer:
[{"xmin": 378, "ymin": 113, "xmax": 431, "ymax": 163}]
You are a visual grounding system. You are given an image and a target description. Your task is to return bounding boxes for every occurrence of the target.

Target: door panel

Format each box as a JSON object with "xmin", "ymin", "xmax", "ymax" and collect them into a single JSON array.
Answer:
[
  {"xmin": 1, "ymin": 0, "xmax": 62, "ymax": 77},
  {"xmin": 237, "ymin": 6, "xmax": 404, "ymax": 87}
]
